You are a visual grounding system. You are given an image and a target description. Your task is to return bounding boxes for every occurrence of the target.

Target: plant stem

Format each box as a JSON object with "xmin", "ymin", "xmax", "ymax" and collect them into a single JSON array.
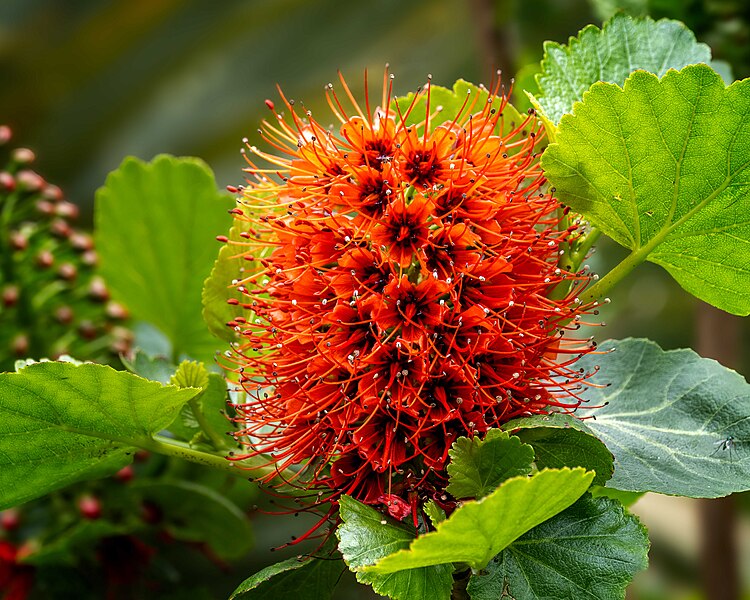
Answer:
[
  {"xmin": 569, "ymin": 227, "xmax": 601, "ymax": 271},
  {"xmin": 580, "ymin": 242, "xmax": 652, "ymax": 303},
  {"xmin": 551, "ymin": 225, "xmax": 600, "ymax": 300},
  {"xmin": 138, "ymin": 434, "xmax": 307, "ymax": 497}
]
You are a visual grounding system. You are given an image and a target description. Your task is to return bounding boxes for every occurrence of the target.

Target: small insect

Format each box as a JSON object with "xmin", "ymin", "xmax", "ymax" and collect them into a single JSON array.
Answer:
[{"xmin": 711, "ymin": 435, "xmax": 737, "ymax": 461}]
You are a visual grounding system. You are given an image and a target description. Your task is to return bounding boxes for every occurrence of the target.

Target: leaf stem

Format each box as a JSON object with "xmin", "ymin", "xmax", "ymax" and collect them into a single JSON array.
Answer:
[
  {"xmin": 581, "ymin": 243, "xmax": 651, "ymax": 303},
  {"xmin": 138, "ymin": 435, "xmax": 308, "ymax": 497}
]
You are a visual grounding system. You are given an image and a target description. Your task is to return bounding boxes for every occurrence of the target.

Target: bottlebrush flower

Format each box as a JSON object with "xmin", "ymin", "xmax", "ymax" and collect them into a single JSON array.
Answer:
[{"xmin": 223, "ymin": 70, "xmax": 595, "ymax": 524}]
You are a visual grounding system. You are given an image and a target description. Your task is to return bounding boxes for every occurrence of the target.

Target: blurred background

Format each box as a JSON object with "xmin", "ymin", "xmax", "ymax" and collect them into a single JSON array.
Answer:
[{"xmin": 2, "ymin": 0, "xmax": 750, "ymax": 598}]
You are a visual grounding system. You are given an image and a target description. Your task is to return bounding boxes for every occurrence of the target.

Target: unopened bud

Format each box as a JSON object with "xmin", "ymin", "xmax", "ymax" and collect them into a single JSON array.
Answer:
[
  {"xmin": 115, "ymin": 465, "xmax": 134, "ymax": 483},
  {"xmin": 0, "ymin": 172, "xmax": 14, "ymax": 192},
  {"xmin": 78, "ymin": 321, "xmax": 97, "ymax": 340},
  {"xmin": 2, "ymin": 285, "xmax": 19, "ymax": 307},
  {"xmin": 81, "ymin": 250, "xmax": 98, "ymax": 266},
  {"xmin": 35, "ymin": 199, "xmax": 55, "ymax": 215},
  {"xmin": 56, "ymin": 201, "xmax": 78, "ymax": 219},
  {"xmin": 88, "ymin": 277, "xmax": 109, "ymax": 301},
  {"xmin": 0, "ymin": 509, "xmax": 20, "ymax": 532},
  {"xmin": 70, "ymin": 232, "xmax": 93, "ymax": 251},
  {"xmin": 9, "ymin": 231, "xmax": 27, "ymax": 250},
  {"xmin": 15, "ymin": 169, "xmax": 44, "ymax": 191},
  {"xmin": 36, "ymin": 250, "xmax": 54, "ymax": 268},
  {"xmin": 106, "ymin": 301, "xmax": 128, "ymax": 320},
  {"xmin": 51, "ymin": 218, "xmax": 71, "ymax": 238},
  {"xmin": 12, "ymin": 147, "xmax": 35, "ymax": 164},
  {"xmin": 78, "ymin": 495, "xmax": 102, "ymax": 520},
  {"xmin": 11, "ymin": 333, "xmax": 29, "ymax": 356},
  {"xmin": 42, "ymin": 184, "xmax": 63, "ymax": 202},
  {"xmin": 0, "ymin": 125, "xmax": 11, "ymax": 145},
  {"xmin": 54, "ymin": 305, "xmax": 74, "ymax": 324},
  {"xmin": 57, "ymin": 262, "xmax": 77, "ymax": 281}
]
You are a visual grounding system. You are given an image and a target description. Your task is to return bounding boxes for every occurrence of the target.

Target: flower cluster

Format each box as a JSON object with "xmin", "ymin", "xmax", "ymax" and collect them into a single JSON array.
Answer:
[{"xmin": 224, "ymin": 71, "xmax": 594, "ymax": 522}]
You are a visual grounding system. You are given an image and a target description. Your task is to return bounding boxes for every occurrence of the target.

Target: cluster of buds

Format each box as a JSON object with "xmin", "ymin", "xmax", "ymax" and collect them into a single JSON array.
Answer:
[
  {"xmin": 223, "ymin": 71, "xmax": 596, "ymax": 525},
  {"xmin": 0, "ymin": 125, "xmax": 131, "ymax": 370}
]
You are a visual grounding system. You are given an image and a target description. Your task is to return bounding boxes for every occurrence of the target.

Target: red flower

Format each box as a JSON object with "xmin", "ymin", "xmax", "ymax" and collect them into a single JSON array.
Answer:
[
  {"xmin": 371, "ymin": 194, "xmax": 433, "ymax": 267},
  {"xmin": 224, "ymin": 69, "xmax": 594, "ymax": 521}
]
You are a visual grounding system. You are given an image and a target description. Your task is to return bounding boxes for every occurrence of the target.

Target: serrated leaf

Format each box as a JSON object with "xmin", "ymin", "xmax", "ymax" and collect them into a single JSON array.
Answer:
[
  {"xmin": 467, "ymin": 495, "xmax": 649, "ymax": 600},
  {"xmin": 171, "ymin": 360, "xmax": 210, "ymax": 389},
  {"xmin": 337, "ymin": 496, "xmax": 454, "ymax": 600},
  {"xmin": 395, "ymin": 79, "xmax": 525, "ymax": 140},
  {"xmin": 0, "ymin": 362, "xmax": 198, "ymax": 509},
  {"xmin": 577, "ymin": 338, "xmax": 750, "ymax": 498},
  {"xmin": 446, "ymin": 429, "xmax": 534, "ymax": 499},
  {"xmin": 230, "ymin": 542, "xmax": 342, "ymax": 600},
  {"xmin": 367, "ymin": 468, "xmax": 594, "ymax": 573},
  {"xmin": 423, "ymin": 500, "xmax": 446, "ymax": 526},
  {"xmin": 504, "ymin": 413, "xmax": 614, "ymax": 486},
  {"xmin": 542, "ymin": 65, "xmax": 750, "ymax": 315},
  {"xmin": 95, "ymin": 155, "xmax": 234, "ymax": 362},
  {"xmin": 533, "ymin": 14, "xmax": 716, "ymax": 125},
  {"xmin": 133, "ymin": 480, "xmax": 252, "ymax": 560}
]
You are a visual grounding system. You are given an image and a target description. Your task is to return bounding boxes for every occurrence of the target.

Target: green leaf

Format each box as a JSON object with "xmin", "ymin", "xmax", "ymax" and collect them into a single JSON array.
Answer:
[
  {"xmin": 423, "ymin": 500, "xmax": 446, "ymax": 526},
  {"xmin": 167, "ymin": 371, "xmax": 231, "ymax": 444},
  {"xmin": 95, "ymin": 155, "xmax": 234, "ymax": 361},
  {"xmin": 446, "ymin": 429, "xmax": 534, "ymax": 499},
  {"xmin": 230, "ymin": 546, "xmax": 343, "ymax": 599},
  {"xmin": 0, "ymin": 362, "xmax": 198, "ymax": 509},
  {"xmin": 121, "ymin": 348, "xmax": 175, "ymax": 384},
  {"xmin": 133, "ymin": 480, "xmax": 252, "ymax": 560},
  {"xmin": 202, "ymin": 213, "xmax": 255, "ymax": 343},
  {"xmin": 577, "ymin": 338, "xmax": 750, "ymax": 498},
  {"xmin": 366, "ymin": 468, "xmax": 594, "ymax": 573},
  {"xmin": 504, "ymin": 413, "xmax": 614, "ymax": 486},
  {"xmin": 542, "ymin": 65, "xmax": 750, "ymax": 315},
  {"xmin": 171, "ymin": 360, "xmax": 210, "ymax": 389},
  {"xmin": 467, "ymin": 495, "xmax": 649, "ymax": 600},
  {"xmin": 395, "ymin": 79, "xmax": 525, "ymax": 139},
  {"xmin": 533, "ymin": 14, "xmax": 716, "ymax": 125},
  {"xmin": 337, "ymin": 496, "xmax": 454, "ymax": 600}
]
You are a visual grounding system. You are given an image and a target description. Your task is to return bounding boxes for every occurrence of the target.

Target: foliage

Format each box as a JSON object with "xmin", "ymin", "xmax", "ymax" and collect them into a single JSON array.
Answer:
[
  {"xmin": 229, "ymin": 546, "xmax": 343, "ymax": 600},
  {"xmin": 0, "ymin": 361, "xmax": 198, "ymax": 509},
  {"xmin": 543, "ymin": 65, "xmax": 750, "ymax": 314},
  {"xmin": 531, "ymin": 14, "xmax": 722, "ymax": 127},
  {"xmin": 95, "ymin": 155, "xmax": 233, "ymax": 362},
  {"xmin": 466, "ymin": 495, "xmax": 649, "ymax": 599},
  {"xmin": 445, "ymin": 429, "xmax": 534, "ymax": 499},
  {"xmin": 2, "ymin": 9, "xmax": 750, "ymax": 600},
  {"xmin": 577, "ymin": 338, "xmax": 750, "ymax": 498}
]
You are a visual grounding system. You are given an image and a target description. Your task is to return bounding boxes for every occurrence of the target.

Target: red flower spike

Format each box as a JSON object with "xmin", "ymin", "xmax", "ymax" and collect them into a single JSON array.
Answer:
[{"xmin": 223, "ymin": 68, "xmax": 596, "ymax": 530}]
